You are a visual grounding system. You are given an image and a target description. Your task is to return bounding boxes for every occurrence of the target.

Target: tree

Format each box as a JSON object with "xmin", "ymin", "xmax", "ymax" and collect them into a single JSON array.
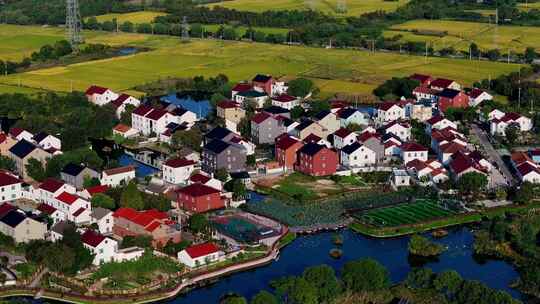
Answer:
[
  {"xmin": 290, "ymin": 106, "xmax": 305, "ymax": 119},
  {"xmin": 83, "ymin": 176, "xmax": 101, "ymax": 188},
  {"xmin": 0, "ymin": 155, "xmax": 15, "ymax": 172},
  {"xmin": 341, "ymin": 258, "xmax": 390, "ymax": 292},
  {"xmin": 457, "ymin": 172, "xmax": 488, "ymax": 196},
  {"xmin": 189, "ymin": 214, "xmax": 209, "ymax": 234},
  {"xmin": 120, "ymin": 182, "xmax": 144, "ymax": 210},
  {"xmin": 373, "ymin": 77, "xmax": 419, "ymax": 99},
  {"xmin": 237, "ymin": 117, "xmax": 251, "ymax": 138},
  {"xmin": 121, "ymin": 235, "xmax": 153, "ymax": 249},
  {"xmin": 120, "ymin": 104, "xmax": 136, "ymax": 125},
  {"xmin": 288, "ymin": 78, "xmax": 315, "ymax": 98},
  {"xmin": 505, "ymin": 123, "xmax": 520, "ymax": 145},
  {"xmin": 408, "ymin": 235, "xmax": 445, "ymax": 257},
  {"xmin": 524, "ymin": 47, "xmax": 537, "ymax": 64},
  {"xmin": 433, "ymin": 270, "xmax": 463, "ymax": 299},
  {"xmin": 221, "ymin": 295, "xmax": 247, "ymax": 304},
  {"xmin": 25, "ymin": 158, "xmax": 46, "ymax": 181},
  {"xmin": 302, "ymin": 265, "xmax": 341, "ymax": 303},
  {"xmin": 514, "ymin": 182, "xmax": 536, "ymax": 204},
  {"xmin": 224, "ymin": 179, "xmax": 247, "ymax": 200},
  {"xmin": 171, "ymin": 128, "xmax": 203, "ymax": 152},
  {"xmin": 214, "ymin": 168, "xmax": 229, "ymax": 182},
  {"xmin": 470, "ymin": 42, "xmax": 480, "ymax": 58},
  {"xmin": 308, "ymin": 100, "xmax": 330, "ymax": 116},
  {"xmin": 246, "ymin": 154, "xmax": 256, "ymax": 166},
  {"xmin": 91, "ymin": 193, "xmax": 116, "ymax": 210},
  {"xmin": 405, "ymin": 267, "xmax": 435, "ymax": 289},
  {"xmin": 250, "ymin": 291, "xmax": 278, "ymax": 304}
]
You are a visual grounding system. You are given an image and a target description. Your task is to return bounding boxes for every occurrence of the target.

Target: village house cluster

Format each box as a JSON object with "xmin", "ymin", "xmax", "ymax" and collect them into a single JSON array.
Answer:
[{"xmin": 0, "ymin": 71, "xmax": 536, "ymax": 276}]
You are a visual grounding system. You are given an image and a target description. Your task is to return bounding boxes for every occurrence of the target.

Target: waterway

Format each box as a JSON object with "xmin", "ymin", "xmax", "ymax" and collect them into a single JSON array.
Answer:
[
  {"xmin": 167, "ymin": 227, "xmax": 520, "ymax": 303},
  {"xmin": 161, "ymin": 92, "xmax": 211, "ymax": 119}
]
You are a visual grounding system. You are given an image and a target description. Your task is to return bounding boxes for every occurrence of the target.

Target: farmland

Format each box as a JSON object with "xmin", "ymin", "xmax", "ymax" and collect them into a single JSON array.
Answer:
[
  {"xmin": 202, "ymin": 24, "xmax": 290, "ymax": 36},
  {"xmin": 0, "ymin": 24, "xmax": 523, "ymax": 96},
  {"xmin": 91, "ymin": 11, "xmax": 167, "ymax": 24},
  {"xmin": 353, "ymin": 199, "xmax": 457, "ymax": 227},
  {"xmin": 204, "ymin": 0, "xmax": 409, "ymax": 16},
  {"xmin": 387, "ymin": 20, "xmax": 540, "ymax": 52}
]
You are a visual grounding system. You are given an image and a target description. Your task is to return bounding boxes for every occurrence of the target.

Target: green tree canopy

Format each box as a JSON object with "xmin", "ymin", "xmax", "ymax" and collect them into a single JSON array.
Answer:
[
  {"xmin": 288, "ymin": 78, "xmax": 315, "ymax": 98},
  {"xmin": 91, "ymin": 193, "xmax": 116, "ymax": 210},
  {"xmin": 120, "ymin": 182, "xmax": 144, "ymax": 210},
  {"xmin": 341, "ymin": 258, "xmax": 390, "ymax": 292}
]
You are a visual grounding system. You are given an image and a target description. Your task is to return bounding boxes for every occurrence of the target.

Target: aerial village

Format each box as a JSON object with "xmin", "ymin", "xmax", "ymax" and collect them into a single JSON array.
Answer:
[{"xmin": 0, "ymin": 71, "xmax": 537, "ymax": 299}]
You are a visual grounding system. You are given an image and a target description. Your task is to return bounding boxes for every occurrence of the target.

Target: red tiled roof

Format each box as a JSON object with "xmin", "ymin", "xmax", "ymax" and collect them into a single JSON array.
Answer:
[
  {"xmin": 378, "ymin": 102, "xmax": 400, "ymax": 111},
  {"xmin": 85, "ymin": 85, "xmax": 108, "ymax": 95},
  {"xmin": 0, "ymin": 203, "xmax": 15, "ymax": 218},
  {"xmin": 275, "ymin": 134, "xmax": 301, "ymax": 150},
  {"xmin": 440, "ymin": 142, "xmax": 467, "ymax": 154},
  {"xmin": 304, "ymin": 133, "xmax": 322, "ymax": 143},
  {"xmin": 103, "ymin": 165, "xmax": 135, "ymax": 176},
  {"xmin": 511, "ymin": 152, "xmax": 533, "ymax": 166},
  {"xmin": 232, "ymin": 83, "xmax": 252, "ymax": 92},
  {"xmin": 39, "ymin": 178, "xmax": 64, "ymax": 193},
  {"xmin": 0, "ymin": 133, "xmax": 6, "ymax": 144},
  {"xmin": 145, "ymin": 221, "xmax": 161, "ymax": 232},
  {"xmin": 426, "ymin": 115, "xmax": 444, "ymax": 125},
  {"xmin": 86, "ymin": 185, "xmax": 109, "ymax": 196},
  {"xmin": 431, "ymin": 168, "xmax": 447, "ymax": 177},
  {"xmin": 81, "ymin": 230, "xmax": 105, "ymax": 247},
  {"xmin": 0, "ymin": 172, "xmax": 21, "ymax": 187},
  {"xmin": 449, "ymin": 152, "xmax": 486, "ymax": 175},
  {"xmin": 111, "ymin": 94, "xmax": 131, "ymax": 107},
  {"xmin": 517, "ymin": 162, "xmax": 540, "ymax": 177},
  {"xmin": 177, "ymin": 183, "xmax": 220, "ymax": 197},
  {"xmin": 189, "ymin": 173, "xmax": 211, "ymax": 184},
  {"xmin": 468, "ymin": 88, "xmax": 485, "ymax": 99},
  {"xmin": 56, "ymin": 191, "xmax": 78, "ymax": 205},
  {"xmin": 357, "ymin": 132, "xmax": 380, "ymax": 143},
  {"xmin": 9, "ymin": 128, "xmax": 24, "ymax": 137},
  {"xmin": 413, "ymin": 86, "xmax": 437, "ymax": 95},
  {"xmin": 406, "ymin": 159, "xmax": 428, "ymax": 171},
  {"xmin": 410, "ymin": 73, "xmax": 432, "ymax": 84},
  {"xmin": 164, "ymin": 158, "xmax": 197, "ymax": 168},
  {"xmin": 272, "ymin": 94, "xmax": 296, "ymax": 103},
  {"xmin": 113, "ymin": 207, "xmax": 139, "ymax": 221},
  {"xmin": 146, "ymin": 109, "xmax": 168, "ymax": 120},
  {"xmin": 401, "ymin": 142, "xmax": 427, "ymax": 152},
  {"xmin": 132, "ymin": 105, "xmax": 153, "ymax": 116},
  {"xmin": 431, "ymin": 78, "xmax": 454, "ymax": 88},
  {"xmin": 334, "ymin": 128, "xmax": 353, "ymax": 138},
  {"xmin": 37, "ymin": 203, "xmax": 57, "ymax": 215},
  {"xmin": 72, "ymin": 207, "xmax": 86, "ymax": 217},
  {"xmin": 217, "ymin": 100, "xmax": 240, "ymax": 109},
  {"xmin": 113, "ymin": 124, "xmax": 131, "ymax": 133},
  {"xmin": 251, "ymin": 112, "xmax": 271, "ymax": 124},
  {"xmin": 501, "ymin": 112, "xmax": 522, "ymax": 122},
  {"xmin": 184, "ymin": 242, "xmax": 220, "ymax": 259}
]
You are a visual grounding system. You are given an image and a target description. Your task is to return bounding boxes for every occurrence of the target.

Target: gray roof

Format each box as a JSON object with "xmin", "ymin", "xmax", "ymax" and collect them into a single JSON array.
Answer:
[
  {"xmin": 51, "ymin": 220, "xmax": 75, "ymax": 235},
  {"xmin": 91, "ymin": 207, "xmax": 112, "ymax": 220}
]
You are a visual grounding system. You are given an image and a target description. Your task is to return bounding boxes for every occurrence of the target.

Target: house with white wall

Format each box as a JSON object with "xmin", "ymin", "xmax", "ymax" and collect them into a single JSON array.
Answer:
[
  {"xmin": 100, "ymin": 166, "xmax": 136, "ymax": 187},
  {"xmin": 376, "ymin": 103, "xmax": 405, "ymax": 124},
  {"xmin": 177, "ymin": 242, "xmax": 224, "ymax": 268},
  {"xmin": 162, "ymin": 158, "xmax": 197, "ymax": 185},
  {"xmin": 333, "ymin": 128, "xmax": 357, "ymax": 150},
  {"xmin": 0, "ymin": 171, "xmax": 22, "ymax": 203},
  {"xmin": 340, "ymin": 142, "xmax": 376, "ymax": 167},
  {"xmin": 85, "ymin": 85, "xmax": 119, "ymax": 106},
  {"xmin": 400, "ymin": 142, "xmax": 428, "ymax": 164}
]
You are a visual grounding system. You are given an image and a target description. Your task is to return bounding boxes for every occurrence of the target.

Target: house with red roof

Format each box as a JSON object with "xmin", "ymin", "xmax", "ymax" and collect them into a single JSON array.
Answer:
[
  {"xmin": 131, "ymin": 105, "xmax": 197, "ymax": 137},
  {"xmin": 425, "ymin": 115, "xmax": 457, "ymax": 134},
  {"xmin": 177, "ymin": 242, "xmax": 224, "ymax": 268},
  {"xmin": 252, "ymin": 74, "xmax": 273, "ymax": 95},
  {"xmin": 489, "ymin": 111, "xmax": 532, "ymax": 136},
  {"xmin": 437, "ymin": 89, "xmax": 469, "ymax": 112},
  {"xmin": 340, "ymin": 142, "xmax": 376, "ymax": 168},
  {"xmin": 176, "ymin": 183, "xmax": 224, "ymax": 213},
  {"xmin": 438, "ymin": 142, "xmax": 468, "ymax": 165},
  {"xmin": 100, "ymin": 165, "xmax": 136, "ymax": 187},
  {"xmin": 412, "ymin": 86, "xmax": 438, "ymax": 101},
  {"xmin": 275, "ymin": 134, "xmax": 304, "ymax": 171},
  {"xmin": 113, "ymin": 207, "xmax": 181, "ymax": 247},
  {"xmin": 111, "ymin": 94, "xmax": 140, "ymax": 118},
  {"xmin": 467, "ymin": 88, "xmax": 492, "ymax": 107},
  {"xmin": 162, "ymin": 158, "xmax": 197, "ymax": 185},
  {"xmin": 53, "ymin": 191, "xmax": 91, "ymax": 224},
  {"xmin": 511, "ymin": 151, "xmax": 540, "ymax": 184},
  {"xmin": 231, "ymin": 83, "xmax": 253, "ymax": 98},
  {"xmin": 188, "ymin": 173, "xmax": 223, "ymax": 191},
  {"xmin": 271, "ymin": 94, "xmax": 300, "ymax": 110},
  {"xmin": 0, "ymin": 132, "xmax": 17, "ymax": 156},
  {"xmin": 376, "ymin": 102, "xmax": 405, "ymax": 124},
  {"xmin": 333, "ymin": 128, "xmax": 357, "ymax": 150},
  {"xmin": 78, "ymin": 185, "xmax": 109, "ymax": 200},
  {"xmin": 295, "ymin": 143, "xmax": 338, "ymax": 176},
  {"xmin": 250, "ymin": 112, "xmax": 284, "ymax": 144},
  {"xmin": 430, "ymin": 78, "xmax": 460, "ymax": 91},
  {"xmin": 313, "ymin": 110, "xmax": 340, "ymax": 135},
  {"xmin": 113, "ymin": 123, "xmax": 139, "ymax": 138},
  {"xmin": 9, "ymin": 128, "xmax": 33, "ymax": 142},
  {"xmin": 0, "ymin": 171, "xmax": 22, "ymax": 203},
  {"xmin": 448, "ymin": 151, "xmax": 488, "ymax": 181},
  {"xmin": 410, "ymin": 73, "xmax": 433, "ymax": 86},
  {"xmin": 303, "ymin": 133, "xmax": 330, "ymax": 148},
  {"xmin": 217, "ymin": 100, "xmax": 245, "ymax": 132},
  {"xmin": 81, "ymin": 229, "xmax": 119, "ymax": 265},
  {"xmin": 37, "ymin": 178, "xmax": 76, "ymax": 206},
  {"xmin": 400, "ymin": 142, "xmax": 428, "ymax": 164},
  {"xmin": 85, "ymin": 85, "xmax": 119, "ymax": 106}
]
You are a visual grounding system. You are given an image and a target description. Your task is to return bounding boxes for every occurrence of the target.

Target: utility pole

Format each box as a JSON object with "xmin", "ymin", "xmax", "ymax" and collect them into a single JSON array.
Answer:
[
  {"xmin": 66, "ymin": 0, "xmax": 83, "ymax": 51},
  {"xmin": 181, "ymin": 16, "xmax": 190, "ymax": 42}
]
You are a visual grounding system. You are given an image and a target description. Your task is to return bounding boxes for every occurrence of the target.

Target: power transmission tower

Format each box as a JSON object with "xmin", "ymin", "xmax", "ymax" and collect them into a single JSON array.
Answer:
[
  {"xmin": 336, "ymin": 0, "xmax": 347, "ymax": 14},
  {"xmin": 66, "ymin": 0, "xmax": 83, "ymax": 50},
  {"xmin": 181, "ymin": 16, "xmax": 190, "ymax": 42}
]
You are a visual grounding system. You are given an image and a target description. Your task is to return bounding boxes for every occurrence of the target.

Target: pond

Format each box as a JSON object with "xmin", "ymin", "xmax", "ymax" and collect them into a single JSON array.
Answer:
[
  {"xmin": 161, "ymin": 92, "xmax": 212, "ymax": 120},
  {"xmin": 167, "ymin": 227, "xmax": 520, "ymax": 303},
  {"xmin": 117, "ymin": 47, "xmax": 139, "ymax": 56},
  {"xmin": 118, "ymin": 153, "xmax": 159, "ymax": 178}
]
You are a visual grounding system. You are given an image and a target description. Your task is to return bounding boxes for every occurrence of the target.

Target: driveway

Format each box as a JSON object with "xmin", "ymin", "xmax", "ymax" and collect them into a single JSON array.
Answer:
[{"xmin": 470, "ymin": 124, "xmax": 517, "ymax": 187}]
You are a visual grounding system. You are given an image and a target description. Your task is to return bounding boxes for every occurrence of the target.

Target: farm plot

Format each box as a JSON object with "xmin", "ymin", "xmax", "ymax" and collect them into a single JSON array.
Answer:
[
  {"xmin": 91, "ymin": 11, "xmax": 167, "ymax": 24},
  {"xmin": 354, "ymin": 200, "xmax": 457, "ymax": 227},
  {"xmin": 387, "ymin": 20, "xmax": 540, "ymax": 52}
]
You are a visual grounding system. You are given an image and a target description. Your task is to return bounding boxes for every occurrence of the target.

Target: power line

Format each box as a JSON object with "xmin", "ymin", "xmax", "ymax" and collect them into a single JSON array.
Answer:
[{"xmin": 66, "ymin": 0, "xmax": 83, "ymax": 51}]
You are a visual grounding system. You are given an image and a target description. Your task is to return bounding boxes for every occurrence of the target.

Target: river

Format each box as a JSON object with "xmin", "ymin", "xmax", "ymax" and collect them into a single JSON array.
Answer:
[{"xmin": 167, "ymin": 227, "xmax": 520, "ymax": 303}]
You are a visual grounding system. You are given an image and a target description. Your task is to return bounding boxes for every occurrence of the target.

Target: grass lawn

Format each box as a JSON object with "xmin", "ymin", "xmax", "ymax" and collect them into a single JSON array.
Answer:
[
  {"xmin": 387, "ymin": 20, "xmax": 540, "ymax": 52},
  {"xmin": 0, "ymin": 25, "xmax": 523, "ymax": 96},
  {"xmin": 354, "ymin": 199, "xmax": 457, "ymax": 227},
  {"xmin": 202, "ymin": 24, "xmax": 290, "ymax": 36},
  {"xmin": 91, "ymin": 11, "xmax": 167, "ymax": 24},
  {"xmin": 205, "ymin": 0, "xmax": 409, "ymax": 16}
]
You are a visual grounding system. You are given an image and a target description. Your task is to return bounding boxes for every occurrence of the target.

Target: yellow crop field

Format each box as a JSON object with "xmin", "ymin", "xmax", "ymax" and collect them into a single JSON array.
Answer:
[
  {"xmin": 205, "ymin": 0, "xmax": 409, "ymax": 16},
  {"xmin": 0, "ymin": 36, "xmax": 522, "ymax": 96},
  {"xmin": 388, "ymin": 19, "xmax": 540, "ymax": 52},
  {"xmin": 92, "ymin": 11, "xmax": 167, "ymax": 24}
]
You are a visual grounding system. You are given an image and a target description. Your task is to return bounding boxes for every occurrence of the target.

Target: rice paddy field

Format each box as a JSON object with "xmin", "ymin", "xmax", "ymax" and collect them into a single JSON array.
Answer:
[
  {"xmin": 354, "ymin": 199, "xmax": 457, "ymax": 227},
  {"xmin": 204, "ymin": 0, "xmax": 409, "ymax": 16},
  {"xmin": 386, "ymin": 20, "xmax": 540, "ymax": 52},
  {"xmin": 0, "ymin": 24, "xmax": 523, "ymax": 96},
  {"xmin": 202, "ymin": 24, "xmax": 290, "ymax": 36},
  {"xmin": 91, "ymin": 11, "xmax": 167, "ymax": 24}
]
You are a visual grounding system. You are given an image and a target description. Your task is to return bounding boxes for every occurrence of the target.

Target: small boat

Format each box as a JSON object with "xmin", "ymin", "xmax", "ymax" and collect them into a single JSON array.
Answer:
[{"xmin": 432, "ymin": 229, "xmax": 449, "ymax": 238}]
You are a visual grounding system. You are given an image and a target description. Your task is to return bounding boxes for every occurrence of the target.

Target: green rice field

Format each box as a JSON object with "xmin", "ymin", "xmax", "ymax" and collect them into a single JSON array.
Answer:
[{"xmin": 354, "ymin": 199, "xmax": 457, "ymax": 227}]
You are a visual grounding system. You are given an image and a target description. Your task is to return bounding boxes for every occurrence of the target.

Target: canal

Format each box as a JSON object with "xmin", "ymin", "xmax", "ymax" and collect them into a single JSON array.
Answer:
[{"xmin": 167, "ymin": 227, "xmax": 520, "ymax": 303}]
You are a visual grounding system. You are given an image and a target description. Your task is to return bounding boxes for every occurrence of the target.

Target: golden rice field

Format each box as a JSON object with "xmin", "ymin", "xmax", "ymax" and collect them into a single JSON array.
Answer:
[
  {"xmin": 90, "ymin": 11, "xmax": 167, "ymax": 24},
  {"xmin": 0, "ymin": 29, "xmax": 522, "ymax": 96},
  {"xmin": 387, "ymin": 19, "xmax": 540, "ymax": 52},
  {"xmin": 205, "ymin": 0, "xmax": 409, "ymax": 16}
]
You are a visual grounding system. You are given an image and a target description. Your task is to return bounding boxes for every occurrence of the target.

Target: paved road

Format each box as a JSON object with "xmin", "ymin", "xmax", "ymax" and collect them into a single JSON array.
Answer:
[{"xmin": 471, "ymin": 124, "xmax": 517, "ymax": 187}]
